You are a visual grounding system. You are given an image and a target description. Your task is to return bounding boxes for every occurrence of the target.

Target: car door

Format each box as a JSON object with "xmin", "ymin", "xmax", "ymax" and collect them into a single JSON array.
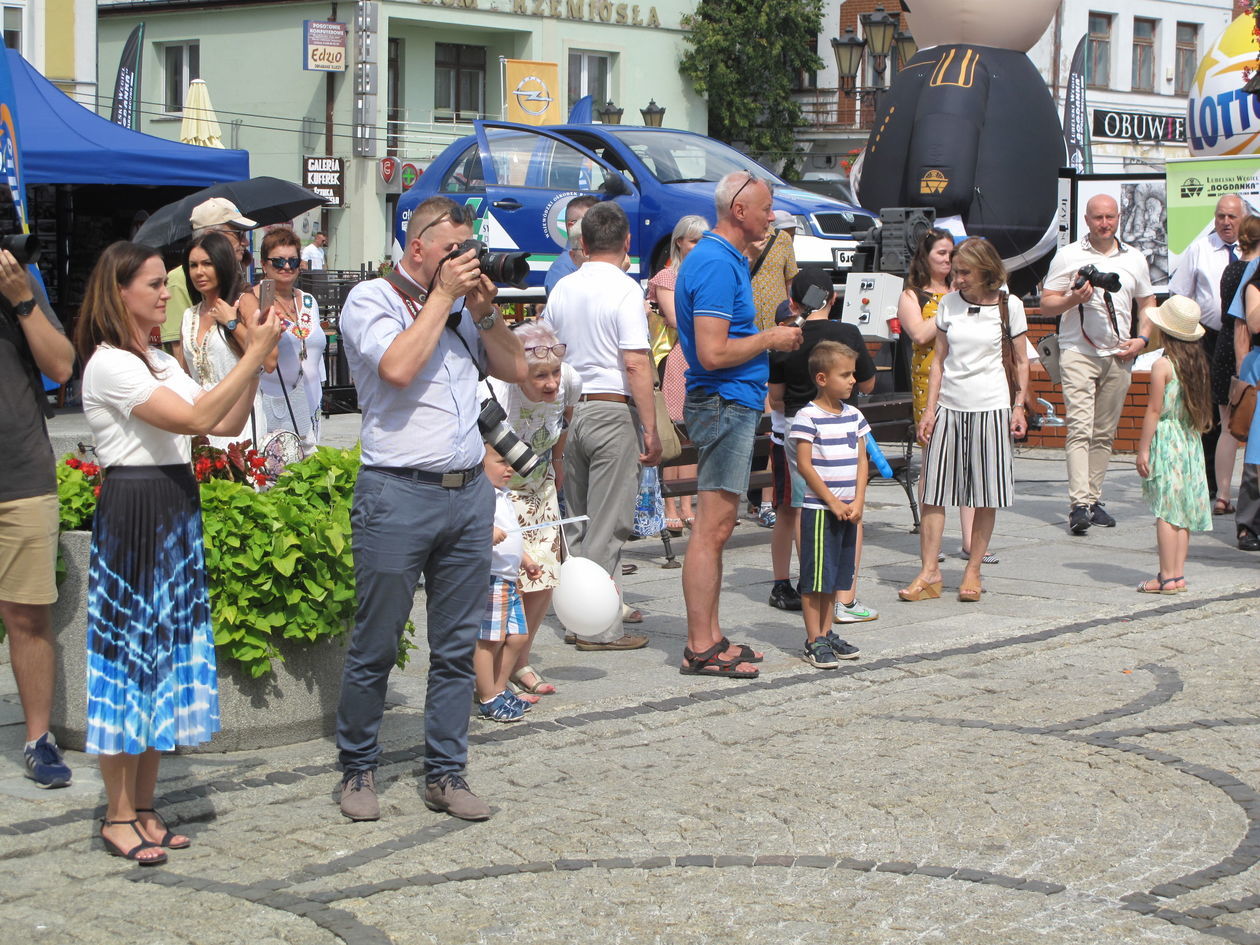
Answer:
[{"xmin": 472, "ymin": 121, "xmax": 640, "ymax": 289}]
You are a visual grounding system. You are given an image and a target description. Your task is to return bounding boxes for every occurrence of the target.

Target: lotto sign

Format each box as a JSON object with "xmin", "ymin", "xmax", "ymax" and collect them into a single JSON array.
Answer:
[
  {"xmin": 1186, "ymin": 15, "xmax": 1260, "ymax": 156},
  {"xmin": 304, "ymin": 20, "xmax": 347, "ymax": 72}
]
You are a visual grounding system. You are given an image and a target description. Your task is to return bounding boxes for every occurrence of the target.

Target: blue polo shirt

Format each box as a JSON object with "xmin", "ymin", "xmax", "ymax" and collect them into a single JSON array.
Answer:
[{"xmin": 675, "ymin": 231, "xmax": 765, "ymax": 411}]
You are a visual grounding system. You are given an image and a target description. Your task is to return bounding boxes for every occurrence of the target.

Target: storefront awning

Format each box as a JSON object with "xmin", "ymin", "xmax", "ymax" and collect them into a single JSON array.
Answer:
[{"xmin": 8, "ymin": 49, "xmax": 248, "ymax": 186}]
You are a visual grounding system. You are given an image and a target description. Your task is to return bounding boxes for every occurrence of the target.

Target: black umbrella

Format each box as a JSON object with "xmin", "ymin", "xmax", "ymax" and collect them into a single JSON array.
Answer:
[{"xmin": 134, "ymin": 176, "xmax": 328, "ymax": 250}]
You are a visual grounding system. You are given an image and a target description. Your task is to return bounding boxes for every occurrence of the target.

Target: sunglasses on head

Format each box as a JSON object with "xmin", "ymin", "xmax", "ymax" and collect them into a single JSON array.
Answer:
[
  {"xmin": 266, "ymin": 256, "xmax": 301, "ymax": 270},
  {"xmin": 418, "ymin": 203, "xmax": 475, "ymax": 239},
  {"xmin": 523, "ymin": 343, "xmax": 567, "ymax": 360},
  {"xmin": 729, "ymin": 173, "xmax": 758, "ymax": 210}
]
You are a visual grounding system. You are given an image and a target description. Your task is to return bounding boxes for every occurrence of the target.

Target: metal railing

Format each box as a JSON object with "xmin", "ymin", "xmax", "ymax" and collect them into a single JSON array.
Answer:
[
  {"xmin": 793, "ymin": 88, "xmax": 879, "ymax": 131},
  {"xmin": 383, "ymin": 115, "xmax": 476, "ymax": 160}
]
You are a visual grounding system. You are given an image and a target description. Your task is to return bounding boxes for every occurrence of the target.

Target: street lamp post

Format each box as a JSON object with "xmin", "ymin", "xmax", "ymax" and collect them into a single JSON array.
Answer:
[
  {"xmin": 640, "ymin": 99, "xmax": 666, "ymax": 127},
  {"xmin": 597, "ymin": 100, "xmax": 624, "ymax": 124},
  {"xmin": 831, "ymin": 5, "xmax": 913, "ymax": 124}
]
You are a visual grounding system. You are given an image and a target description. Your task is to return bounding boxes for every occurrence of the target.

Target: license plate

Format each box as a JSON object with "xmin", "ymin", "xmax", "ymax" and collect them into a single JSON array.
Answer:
[{"xmin": 833, "ymin": 248, "xmax": 855, "ymax": 268}]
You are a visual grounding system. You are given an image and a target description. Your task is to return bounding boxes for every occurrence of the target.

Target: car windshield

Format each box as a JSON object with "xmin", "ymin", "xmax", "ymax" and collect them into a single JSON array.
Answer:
[{"xmin": 607, "ymin": 130, "xmax": 783, "ymax": 186}]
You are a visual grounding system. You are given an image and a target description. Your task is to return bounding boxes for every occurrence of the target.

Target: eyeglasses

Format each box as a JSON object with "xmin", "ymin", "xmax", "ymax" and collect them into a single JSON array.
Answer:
[
  {"xmin": 729, "ymin": 173, "xmax": 758, "ymax": 210},
  {"xmin": 417, "ymin": 203, "xmax": 475, "ymax": 239},
  {"xmin": 266, "ymin": 257, "xmax": 301, "ymax": 270},
  {"xmin": 523, "ymin": 343, "xmax": 567, "ymax": 360}
]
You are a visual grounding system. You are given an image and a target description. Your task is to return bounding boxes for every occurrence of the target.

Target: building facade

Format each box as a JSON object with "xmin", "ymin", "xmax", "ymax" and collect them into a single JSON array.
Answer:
[
  {"xmin": 794, "ymin": 0, "xmax": 1237, "ymax": 177},
  {"xmin": 97, "ymin": 0, "xmax": 705, "ymax": 269},
  {"xmin": 10, "ymin": 0, "xmax": 97, "ymax": 104}
]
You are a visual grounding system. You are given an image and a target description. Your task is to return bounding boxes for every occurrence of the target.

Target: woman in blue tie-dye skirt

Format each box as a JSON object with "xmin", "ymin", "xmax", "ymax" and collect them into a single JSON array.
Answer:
[{"xmin": 75, "ymin": 242, "xmax": 280, "ymax": 865}]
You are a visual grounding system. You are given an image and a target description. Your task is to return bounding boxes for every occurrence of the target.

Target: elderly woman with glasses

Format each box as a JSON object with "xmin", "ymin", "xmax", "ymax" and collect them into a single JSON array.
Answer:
[
  {"xmin": 483, "ymin": 320, "xmax": 581, "ymax": 699},
  {"xmin": 238, "ymin": 227, "xmax": 328, "ymax": 452}
]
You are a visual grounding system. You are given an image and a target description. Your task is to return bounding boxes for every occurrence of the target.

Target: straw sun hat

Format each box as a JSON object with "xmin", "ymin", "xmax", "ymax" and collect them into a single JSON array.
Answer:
[{"xmin": 1147, "ymin": 295, "xmax": 1205, "ymax": 342}]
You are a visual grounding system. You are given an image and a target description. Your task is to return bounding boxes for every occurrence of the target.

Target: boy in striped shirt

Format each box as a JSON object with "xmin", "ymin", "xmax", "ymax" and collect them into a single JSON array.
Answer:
[{"xmin": 788, "ymin": 341, "xmax": 869, "ymax": 669}]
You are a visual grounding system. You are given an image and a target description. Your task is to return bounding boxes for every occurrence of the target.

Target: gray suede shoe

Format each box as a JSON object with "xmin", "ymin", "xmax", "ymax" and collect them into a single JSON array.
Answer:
[
  {"xmin": 424, "ymin": 773, "xmax": 491, "ymax": 821},
  {"xmin": 339, "ymin": 769, "xmax": 379, "ymax": 821}
]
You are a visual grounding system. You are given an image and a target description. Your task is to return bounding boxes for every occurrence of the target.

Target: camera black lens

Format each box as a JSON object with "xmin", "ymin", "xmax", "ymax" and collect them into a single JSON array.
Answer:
[{"xmin": 0, "ymin": 234, "xmax": 39, "ymax": 266}]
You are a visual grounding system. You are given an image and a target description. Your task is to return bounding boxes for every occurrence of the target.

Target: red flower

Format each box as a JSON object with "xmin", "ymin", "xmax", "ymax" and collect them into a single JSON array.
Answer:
[
  {"xmin": 81, "ymin": 463, "xmax": 100, "ymax": 478},
  {"xmin": 66, "ymin": 457, "xmax": 82, "ymax": 469},
  {"xmin": 253, "ymin": 473, "xmax": 267, "ymax": 486},
  {"xmin": 93, "ymin": 485, "xmax": 101, "ymax": 497}
]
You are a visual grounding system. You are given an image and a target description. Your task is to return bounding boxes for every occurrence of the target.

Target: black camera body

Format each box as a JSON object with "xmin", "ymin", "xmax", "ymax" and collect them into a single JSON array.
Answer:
[
  {"xmin": 1072, "ymin": 264, "xmax": 1122, "ymax": 294},
  {"xmin": 478, "ymin": 398, "xmax": 544, "ymax": 478},
  {"xmin": 443, "ymin": 238, "xmax": 530, "ymax": 290}
]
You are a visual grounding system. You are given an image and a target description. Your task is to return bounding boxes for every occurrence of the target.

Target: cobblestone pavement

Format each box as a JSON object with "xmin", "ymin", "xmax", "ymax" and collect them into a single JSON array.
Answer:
[{"xmin": 2, "ymin": 428, "xmax": 1258, "ymax": 944}]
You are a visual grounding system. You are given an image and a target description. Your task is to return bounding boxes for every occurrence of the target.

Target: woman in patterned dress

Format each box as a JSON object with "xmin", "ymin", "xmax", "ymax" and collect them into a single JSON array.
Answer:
[
  {"xmin": 76, "ymin": 242, "xmax": 281, "ymax": 865},
  {"xmin": 176, "ymin": 231, "xmax": 264, "ymax": 450},
  {"xmin": 486, "ymin": 320, "xmax": 580, "ymax": 698}
]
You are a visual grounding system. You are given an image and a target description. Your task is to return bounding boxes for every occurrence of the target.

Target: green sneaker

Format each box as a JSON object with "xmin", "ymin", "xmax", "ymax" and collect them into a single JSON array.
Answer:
[{"xmin": 834, "ymin": 598, "xmax": 878, "ymax": 624}]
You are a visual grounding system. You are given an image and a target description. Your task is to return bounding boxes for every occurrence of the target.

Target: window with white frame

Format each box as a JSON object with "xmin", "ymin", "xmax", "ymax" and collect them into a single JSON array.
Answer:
[
  {"xmin": 1132, "ymin": 18, "xmax": 1156, "ymax": 93},
  {"xmin": 162, "ymin": 42, "xmax": 200, "ymax": 114},
  {"xmin": 1087, "ymin": 13, "xmax": 1112, "ymax": 89},
  {"xmin": 1176, "ymin": 23, "xmax": 1199, "ymax": 97},
  {"xmin": 2, "ymin": 5, "xmax": 22, "ymax": 54},
  {"xmin": 568, "ymin": 51, "xmax": 611, "ymax": 110}
]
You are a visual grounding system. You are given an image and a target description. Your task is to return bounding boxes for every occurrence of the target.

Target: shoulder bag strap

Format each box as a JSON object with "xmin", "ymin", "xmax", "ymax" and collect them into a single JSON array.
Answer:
[{"xmin": 747, "ymin": 231, "xmax": 776, "ymax": 281}]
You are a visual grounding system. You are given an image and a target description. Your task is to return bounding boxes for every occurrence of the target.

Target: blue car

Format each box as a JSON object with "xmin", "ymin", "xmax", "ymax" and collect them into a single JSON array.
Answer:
[{"xmin": 394, "ymin": 120, "xmax": 876, "ymax": 295}]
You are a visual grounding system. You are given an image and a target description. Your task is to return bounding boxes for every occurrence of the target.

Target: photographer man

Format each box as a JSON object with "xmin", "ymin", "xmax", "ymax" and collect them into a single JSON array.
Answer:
[
  {"xmin": 335, "ymin": 196, "xmax": 525, "ymax": 823},
  {"xmin": 0, "ymin": 249, "xmax": 76, "ymax": 787},
  {"xmin": 1041, "ymin": 194, "xmax": 1155, "ymax": 535}
]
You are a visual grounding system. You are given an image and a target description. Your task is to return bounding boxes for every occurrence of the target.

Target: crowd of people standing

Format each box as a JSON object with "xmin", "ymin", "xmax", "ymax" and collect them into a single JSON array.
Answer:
[{"xmin": 4, "ymin": 178, "xmax": 1258, "ymax": 865}]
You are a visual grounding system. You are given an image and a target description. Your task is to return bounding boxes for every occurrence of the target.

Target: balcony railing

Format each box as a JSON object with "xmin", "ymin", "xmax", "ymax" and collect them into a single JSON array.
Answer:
[
  {"xmin": 383, "ymin": 115, "xmax": 475, "ymax": 160},
  {"xmin": 793, "ymin": 88, "xmax": 880, "ymax": 131}
]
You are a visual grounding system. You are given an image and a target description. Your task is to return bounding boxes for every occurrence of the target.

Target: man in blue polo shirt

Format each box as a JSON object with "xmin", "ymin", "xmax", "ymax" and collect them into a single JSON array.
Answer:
[{"xmin": 674, "ymin": 171, "xmax": 802, "ymax": 679}]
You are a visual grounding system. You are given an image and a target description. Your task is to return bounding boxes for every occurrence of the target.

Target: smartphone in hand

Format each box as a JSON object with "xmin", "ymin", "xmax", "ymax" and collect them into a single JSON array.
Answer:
[{"xmin": 257, "ymin": 278, "xmax": 276, "ymax": 322}]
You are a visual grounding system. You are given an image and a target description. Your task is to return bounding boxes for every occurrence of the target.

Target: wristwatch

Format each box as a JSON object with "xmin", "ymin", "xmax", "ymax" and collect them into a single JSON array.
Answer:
[
  {"xmin": 11, "ymin": 298, "xmax": 35, "ymax": 318},
  {"xmin": 475, "ymin": 310, "xmax": 498, "ymax": 331},
  {"xmin": 224, "ymin": 319, "xmax": 239, "ymax": 333}
]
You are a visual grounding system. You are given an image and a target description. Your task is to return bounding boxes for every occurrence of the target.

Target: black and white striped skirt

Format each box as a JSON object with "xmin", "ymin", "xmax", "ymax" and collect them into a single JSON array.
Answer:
[{"xmin": 922, "ymin": 407, "xmax": 1014, "ymax": 509}]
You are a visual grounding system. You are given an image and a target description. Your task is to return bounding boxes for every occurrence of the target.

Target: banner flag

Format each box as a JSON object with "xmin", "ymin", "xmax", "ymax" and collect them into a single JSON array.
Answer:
[
  {"xmin": 110, "ymin": 24, "xmax": 144, "ymax": 130},
  {"xmin": 1063, "ymin": 35, "xmax": 1091, "ymax": 173},
  {"xmin": 504, "ymin": 59, "xmax": 559, "ymax": 126}
]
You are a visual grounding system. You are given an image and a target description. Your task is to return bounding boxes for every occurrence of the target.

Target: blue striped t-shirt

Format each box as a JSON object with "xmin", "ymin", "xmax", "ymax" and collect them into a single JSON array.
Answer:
[{"xmin": 788, "ymin": 402, "xmax": 871, "ymax": 508}]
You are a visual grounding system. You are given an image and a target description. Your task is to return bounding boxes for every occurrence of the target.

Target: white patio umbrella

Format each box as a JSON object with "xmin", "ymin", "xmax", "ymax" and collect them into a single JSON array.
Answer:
[{"xmin": 179, "ymin": 79, "xmax": 224, "ymax": 148}]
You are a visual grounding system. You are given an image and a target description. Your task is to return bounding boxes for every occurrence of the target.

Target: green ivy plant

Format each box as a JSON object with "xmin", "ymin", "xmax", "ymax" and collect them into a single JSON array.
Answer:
[{"xmin": 50, "ymin": 445, "xmax": 413, "ymax": 679}]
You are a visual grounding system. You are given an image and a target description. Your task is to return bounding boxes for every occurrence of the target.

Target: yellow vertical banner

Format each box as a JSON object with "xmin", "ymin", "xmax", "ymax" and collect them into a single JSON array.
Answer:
[{"xmin": 504, "ymin": 60, "xmax": 560, "ymax": 125}]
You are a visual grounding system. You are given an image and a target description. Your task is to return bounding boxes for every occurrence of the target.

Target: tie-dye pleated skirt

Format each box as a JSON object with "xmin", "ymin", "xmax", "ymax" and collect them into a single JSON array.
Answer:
[{"xmin": 85, "ymin": 465, "xmax": 221, "ymax": 755}]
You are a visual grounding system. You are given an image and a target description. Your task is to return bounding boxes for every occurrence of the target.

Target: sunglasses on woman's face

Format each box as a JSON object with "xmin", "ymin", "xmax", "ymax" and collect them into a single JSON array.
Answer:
[
  {"xmin": 267, "ymin": 257, "xmax": 301, "ymax": 270},
  {"xmin": 523, "ymin": 343, "xmax": 567, "ymax": 360}
]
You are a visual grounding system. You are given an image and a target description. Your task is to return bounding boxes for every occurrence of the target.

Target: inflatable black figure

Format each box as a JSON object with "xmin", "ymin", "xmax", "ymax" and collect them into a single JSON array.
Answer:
[{"xmin": 855, "ymin": 0, "xmax": 1064, "ymax": 293}]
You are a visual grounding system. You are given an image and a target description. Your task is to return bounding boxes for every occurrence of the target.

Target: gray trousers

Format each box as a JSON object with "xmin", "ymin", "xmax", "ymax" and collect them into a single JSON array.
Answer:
[
  {"xmin": 563, "ymin": 400, "xmax": 641, "ymax": 642},
  {"xmin": 336, "ymin": 466, "xmax": 493, "ymax": 779}
]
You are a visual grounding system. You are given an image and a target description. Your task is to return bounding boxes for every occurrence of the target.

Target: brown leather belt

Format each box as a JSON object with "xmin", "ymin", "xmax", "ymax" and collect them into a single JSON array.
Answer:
[{"xmin": 578, "ymin": 393, "xmax": 629, "ymax": 403}]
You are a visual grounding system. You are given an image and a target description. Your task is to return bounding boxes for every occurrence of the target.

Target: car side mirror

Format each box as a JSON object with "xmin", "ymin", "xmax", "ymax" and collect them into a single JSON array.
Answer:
[{"xmin": 600, "ymin": 174, "xmax": 632, "ymax": 199}]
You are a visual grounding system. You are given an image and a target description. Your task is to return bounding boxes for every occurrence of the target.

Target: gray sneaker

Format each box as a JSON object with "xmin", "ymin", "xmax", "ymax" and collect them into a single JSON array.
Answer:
[
  {"xmin": 339, "ymin": 769, "xmax": 379, "ymax": 821},
  {"xmin": 424, "ymin": 772, "xmax": 491, "ymax": 821}
]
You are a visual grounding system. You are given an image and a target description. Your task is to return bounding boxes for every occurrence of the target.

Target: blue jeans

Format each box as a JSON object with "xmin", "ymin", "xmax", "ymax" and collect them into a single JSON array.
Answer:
[
  {"xmin": 336, "ymin": 466, "xmax": 493, "ymax": 779},
  {"xmin": 684, "ymin": 391, "xmax": 759, "ymax": 494}
]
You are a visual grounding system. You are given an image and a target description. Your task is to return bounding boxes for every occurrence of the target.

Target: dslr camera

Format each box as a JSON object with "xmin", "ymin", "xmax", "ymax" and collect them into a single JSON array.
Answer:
[
  {"xmin": 1072, "ymin": 264, "xmax": 1122, "ymax": 294},
  {"xmin": 478, "ymin": 398, "xmax": 544, "ymax": 478},
  {"xmin": 443, "ymin": 238, "xmax": 530, "ymax": 290}
]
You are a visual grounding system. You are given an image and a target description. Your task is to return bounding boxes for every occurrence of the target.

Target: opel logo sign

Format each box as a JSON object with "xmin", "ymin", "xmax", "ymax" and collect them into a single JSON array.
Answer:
[{"xmin": 512, "ymin": 75, "xmax": 553, "ymax": 116}]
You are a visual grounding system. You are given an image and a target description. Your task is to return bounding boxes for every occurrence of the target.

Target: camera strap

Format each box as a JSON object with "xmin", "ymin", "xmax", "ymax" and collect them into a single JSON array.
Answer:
[
  {"xmin": 1077, "ymin": 290, "xmax": 1120, "ymax": 352},
  {"xmin": 383, "ymin": 267, "xmax": 488, "ymax": 384}
]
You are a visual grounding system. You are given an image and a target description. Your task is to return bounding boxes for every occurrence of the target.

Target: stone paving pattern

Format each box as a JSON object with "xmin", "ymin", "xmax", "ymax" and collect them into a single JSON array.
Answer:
[{"xmin": 0, "ymin": 417, "xmax": 1256, "ymax": 943}]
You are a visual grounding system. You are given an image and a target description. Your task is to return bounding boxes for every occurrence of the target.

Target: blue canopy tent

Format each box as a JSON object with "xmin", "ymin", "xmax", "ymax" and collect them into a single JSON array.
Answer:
[{"xmin": 8, "ymin": 48, "xmax": 248, "ymax": 184}]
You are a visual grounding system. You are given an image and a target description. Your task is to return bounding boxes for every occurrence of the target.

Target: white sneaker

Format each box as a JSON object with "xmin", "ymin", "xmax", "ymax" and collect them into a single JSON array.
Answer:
[{"xmin": 834, "ymin": 598, "xmax": 878, "ymax": 623}]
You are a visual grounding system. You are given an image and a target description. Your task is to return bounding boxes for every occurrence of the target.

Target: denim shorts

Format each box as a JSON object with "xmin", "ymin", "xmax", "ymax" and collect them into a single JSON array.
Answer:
[{"xmin": 684, "ymin": 391, "xmax": 759, "ymax": 494}]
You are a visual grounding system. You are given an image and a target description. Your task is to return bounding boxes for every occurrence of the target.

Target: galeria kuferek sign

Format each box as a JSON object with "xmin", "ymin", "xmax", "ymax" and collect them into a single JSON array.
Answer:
[{"xmin": 414, "ymin": 0, "xmax": 665, "ymax": 28}]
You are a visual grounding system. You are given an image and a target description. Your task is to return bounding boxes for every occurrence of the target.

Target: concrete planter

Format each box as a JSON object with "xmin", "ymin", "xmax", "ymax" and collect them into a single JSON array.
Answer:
[{"xmin": 50, "ymin": 530, "xmax": 348, "ymax": 753}]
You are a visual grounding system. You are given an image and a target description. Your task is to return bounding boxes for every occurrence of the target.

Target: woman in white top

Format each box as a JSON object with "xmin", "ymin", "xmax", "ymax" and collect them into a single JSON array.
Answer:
[
  {"xmin": 239, "ymin": 227, "xmax": 328, "ymax": 453},
  {"xmin": 177, "ymin": 230, "xmax": 264, "ymax": 450},
  {"xmin": 76, "ymin": 241, "xmax": 280, "ymax": 866},
  {"xmin": 899, "ymin": 238, "xmax": 1029, "ymax": 604},
  {"xmin": 484, "ymin": 320, "xmax": 581, "ymax": 699}
]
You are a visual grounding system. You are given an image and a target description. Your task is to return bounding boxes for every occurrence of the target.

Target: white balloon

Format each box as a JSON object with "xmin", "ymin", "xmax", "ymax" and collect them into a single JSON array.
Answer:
[{"xmin": 551, "ymin": 556, "xmax": 620, "ymax": 637}]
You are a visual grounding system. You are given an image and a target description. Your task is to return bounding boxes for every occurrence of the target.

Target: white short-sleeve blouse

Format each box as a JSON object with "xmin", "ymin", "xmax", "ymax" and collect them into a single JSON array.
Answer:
[{"xmin": 82, "ymin": 346, "xmax": 202, "ymax": 466}]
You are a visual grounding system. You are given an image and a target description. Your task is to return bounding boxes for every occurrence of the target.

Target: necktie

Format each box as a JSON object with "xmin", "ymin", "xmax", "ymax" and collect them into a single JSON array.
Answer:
[{"xmin": 1227, "ymin": 243, "xmax": 1238, "ymax": 263}]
